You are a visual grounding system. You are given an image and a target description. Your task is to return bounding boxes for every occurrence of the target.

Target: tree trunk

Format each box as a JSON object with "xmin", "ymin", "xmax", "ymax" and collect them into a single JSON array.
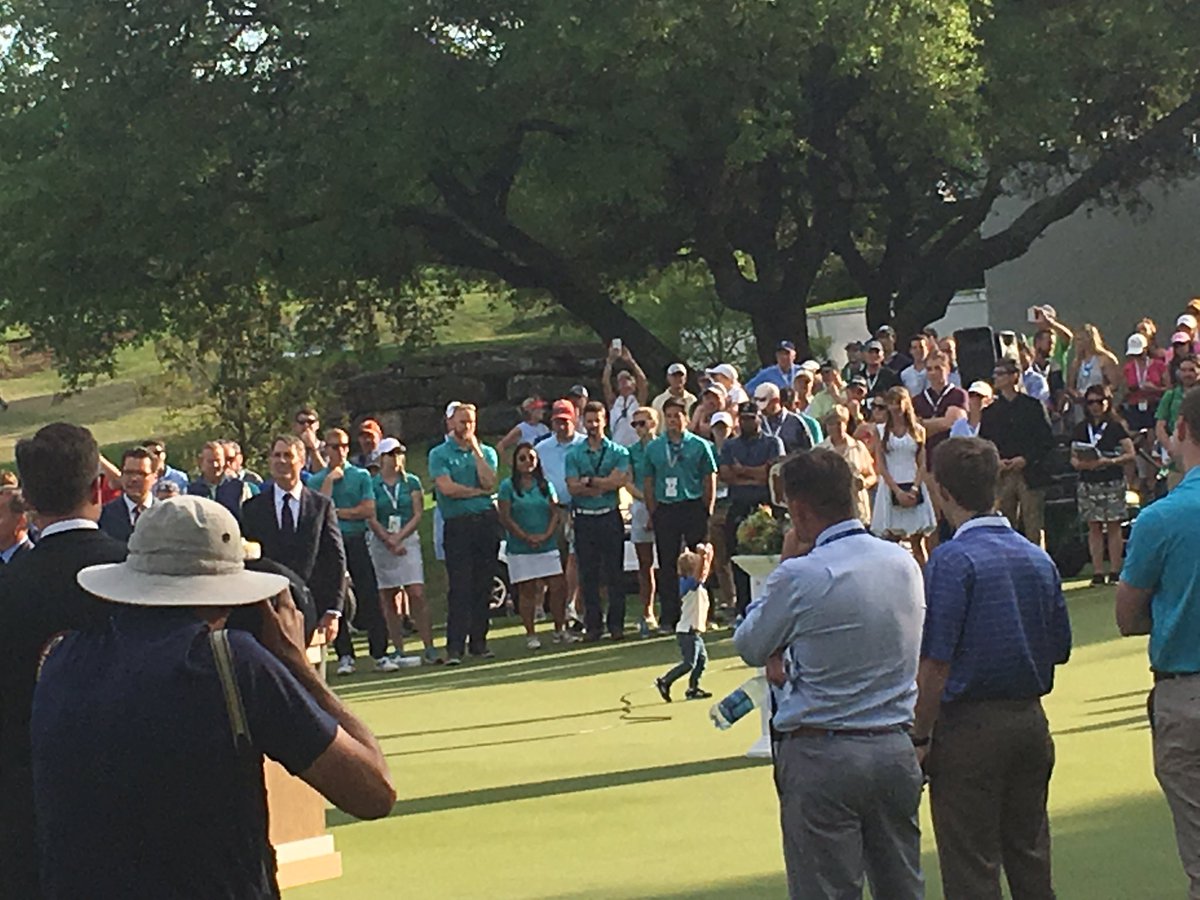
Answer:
[{"xmin": 749, "ymin": 294, "xmax": 811, "ymax": 364}]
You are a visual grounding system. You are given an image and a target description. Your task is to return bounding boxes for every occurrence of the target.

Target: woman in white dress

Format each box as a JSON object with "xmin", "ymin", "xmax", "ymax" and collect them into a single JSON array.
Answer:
[{"xmin": 871, "ymin": 386, "xmax": 937, "ymax": 564}]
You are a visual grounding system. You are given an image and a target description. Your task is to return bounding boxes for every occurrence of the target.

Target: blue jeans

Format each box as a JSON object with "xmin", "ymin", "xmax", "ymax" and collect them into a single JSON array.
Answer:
[{"xmin": 663, "ymin": 631, "xmax": 707, "ymax": 690}]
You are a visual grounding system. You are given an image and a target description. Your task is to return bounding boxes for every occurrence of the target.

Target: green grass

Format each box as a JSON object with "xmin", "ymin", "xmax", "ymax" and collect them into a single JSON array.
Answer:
[{"xmin": 285, "ymin": 579, "xmax": 1181, "ymax": 899}]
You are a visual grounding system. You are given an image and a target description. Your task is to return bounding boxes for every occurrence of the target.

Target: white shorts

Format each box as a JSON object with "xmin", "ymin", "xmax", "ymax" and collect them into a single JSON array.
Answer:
[
  {"xmin": 506, "ymin": 550, "xmax": 564, "ymax": 585},
  {"xmin": 630, "ymin": 500, "xmax": 654, "ymax": 544},
  {"xmin": 367, "ymin": 531, "xmax": 425, "ymax": 590}
]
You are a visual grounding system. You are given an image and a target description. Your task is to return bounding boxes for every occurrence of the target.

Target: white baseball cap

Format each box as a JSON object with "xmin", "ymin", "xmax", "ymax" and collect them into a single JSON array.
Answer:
[
  {"xmin": 704, "ymin": 363, "xmax": 739, "ymax": 383},
  {"xmin": 666, "ymin": 363, "xmax": 687, "ymax": 376},
  {"xmin": 799, "ymin": 359, "xmax": 821, "ymax": 373},
  {"xmin": 967, "ymin": 381, "xmax": 994, "ymax": 399},
  {"xmin": 1126, "ymin": 334, "xmax": 1148, "ymax": 356},
  {"xmin": 754, "ymin": 382, "xmax": 780, "ymax": 403},
  {"xmin": 710, "ymin": 411, "xmax": 733, "ymax": 429},
  {"xmin": 1179, "ymin": 314, "xmax": 1198, "ymax": 330}
]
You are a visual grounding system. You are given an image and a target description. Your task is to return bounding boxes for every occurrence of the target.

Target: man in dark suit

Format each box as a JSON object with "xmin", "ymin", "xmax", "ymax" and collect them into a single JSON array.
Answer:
[
  {"xmin": 98, "ymin": 446, "xmax": 159, "ymax": 545},
  {"xmin": 0, "ymin": 423, "xmax": 127, "ymax": 898},
  {"xmin": 240, "ymin": 434, "xmax": 346, "ymax": 645},
  {"xmin": 187, "ymin": 440, "xmax": 249, "ymax": 517},
  {"xmin": 0, "ymin": 487, "xmax": 32, "ymax": 563}
]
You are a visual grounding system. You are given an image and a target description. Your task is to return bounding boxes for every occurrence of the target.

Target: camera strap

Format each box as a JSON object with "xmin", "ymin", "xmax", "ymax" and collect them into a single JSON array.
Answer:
[{"xmin": 210, "ymin": 628, "xmax": 252, "ymax": 752}]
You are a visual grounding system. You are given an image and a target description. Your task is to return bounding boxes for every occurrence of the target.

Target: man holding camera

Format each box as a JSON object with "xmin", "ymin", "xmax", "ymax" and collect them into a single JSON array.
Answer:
[{"xmin": 32, "ymin": 496, "xmax": 394, "ymax": 898}]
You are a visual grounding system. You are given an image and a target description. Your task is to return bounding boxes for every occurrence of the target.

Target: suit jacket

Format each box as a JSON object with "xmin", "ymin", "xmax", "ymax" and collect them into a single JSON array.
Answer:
[
  {"xmin": 4, "ymin": 541, "xmax": 32, "ymax": 564},
  {"xmin": 239, "ymin": 486, "xmax": 345, "ymax": 618},
  {"xmin": 98, "ymin": 496, "xmax": 137, "ymax": 544},
  {"xmin": 187, "ymin": 477, "xmax": 247, "ymax": 517},
  {"xmin": 0, "ymin": 526, "xmax": 127, "ymax": 897}
]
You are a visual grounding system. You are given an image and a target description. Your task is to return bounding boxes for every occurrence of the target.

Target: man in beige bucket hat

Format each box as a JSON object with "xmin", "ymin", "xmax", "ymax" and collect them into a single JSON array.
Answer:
[{"xmin": 31, "ymin": 496, "xmax": 394, "ymax": 899}]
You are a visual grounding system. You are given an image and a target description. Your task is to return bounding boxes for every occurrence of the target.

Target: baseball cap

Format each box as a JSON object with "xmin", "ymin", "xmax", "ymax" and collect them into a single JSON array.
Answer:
[
  {"xmin": 1173, "ymin": 331, "xmax": 1193, "ymax": 344},
  {"xmin": 520, "ymin": 397, "xmax": 546, "ymax": 411},
  {"xmin": 703, "ymin": 382, "xmax": 727, "ymax": 401},
  {"xmin": 568, "ymin": 384, "xmax": 589, "ymax": 398},
  {"xmin": 844, "ymin": 340, "xmax": 863, "ymax": 350},
  {"xmin": 875, "ymin": 325, "xmax": 896, "ymax": 337},
  {"xmin": 616, "ymin": 369, "xmax": 635, "ymax": 382},
  {"xmin": 754, "ymin": 383, "xmax": 780, "ymax": 403},
  {"xmin": 376, "ymin": 437, "xmax": 405, "ymax": 456},
  {"xmin": 967, "ymin": 380, "xmax": 994, "ymax": 398},
  {"xmin": 1126, "ymin": 334, "xmax": 1148, "ymax": 356},
  {"xmin": 1179, "ymin": 314, "xmax": 1198, "ymax": 330},
  {"xmin": 737, "ymin": 401, "xmax": 759, "ymax": 417},
  {"xmin": 993, "ymin": 359, "xmax": 1020, "ymax": 375},
  {"xmin": 357, "ymin": 418, "xmax": 382, "ymax": 437},
  {"xmin": 799, "ymin": 359, "xmax": 820, "ymax": 374},
  {"xmin": 551, "ymin": 399, "xmax": 576, "ymax": 421},
  {"xmin": 776, "ymin": 340, "xmax": 796, "ymax": 352},
  {"xmin": 819, "ymin": 359, "xmax": 836, "ymax": 371},
  {"xmin": 710, "ymin": 411, "xmax": 733, "ymax": 429},
  {"xmin": 704, "ymin": 363, "xmax": 739, "ymax": 382},
  {"xmin": 666, "ymin": 362, "xmax": 687, "ymax": 376},
  {"xmin": 865, "ymin": 340, "xmax": 884, "ymax": 352},
  {"xmin": 848, "ymin": 375, "xmax": 868, "ymax": 389}
]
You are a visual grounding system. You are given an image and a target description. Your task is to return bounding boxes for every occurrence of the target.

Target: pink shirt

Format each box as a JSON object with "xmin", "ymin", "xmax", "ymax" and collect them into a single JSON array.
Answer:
[{"xmin": 1123, "ymin": 356, "xmax": 1167, "ymax": 406}]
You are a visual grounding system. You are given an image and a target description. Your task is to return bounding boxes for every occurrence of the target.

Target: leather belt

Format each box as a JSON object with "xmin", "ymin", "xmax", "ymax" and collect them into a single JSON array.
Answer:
[
  {"xmin": 780, "ymin": 725, "xmax": 907, "ymax": 739},
  {"xmin": 1154, "ymin": 671, "xmax": 1200, "ymax": 683},
  {"xmin": 574, "ymin": 507, "xmax": 617, "ymax": 517}
]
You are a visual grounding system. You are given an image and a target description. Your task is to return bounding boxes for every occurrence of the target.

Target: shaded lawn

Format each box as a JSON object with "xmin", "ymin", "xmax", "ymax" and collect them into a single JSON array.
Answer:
[{"xmin": 286, "ymin": 582, "xmax": 1181, "ymax": 899}]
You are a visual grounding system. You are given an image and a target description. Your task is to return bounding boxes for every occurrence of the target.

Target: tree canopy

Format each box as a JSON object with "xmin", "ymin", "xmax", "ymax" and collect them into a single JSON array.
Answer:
[{"xmin": 1, "ymin": 1, "xmax": 1198, "ymax": 376}]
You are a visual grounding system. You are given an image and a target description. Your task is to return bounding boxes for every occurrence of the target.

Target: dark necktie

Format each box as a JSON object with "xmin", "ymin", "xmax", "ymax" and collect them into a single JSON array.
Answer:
[
  {"xmin": 281, "ymin": 494, "xmax": 295, "ymax": 533},
  {"xmin": 131, "ymin": 504, "xmax": 143, "ymax": 525}
]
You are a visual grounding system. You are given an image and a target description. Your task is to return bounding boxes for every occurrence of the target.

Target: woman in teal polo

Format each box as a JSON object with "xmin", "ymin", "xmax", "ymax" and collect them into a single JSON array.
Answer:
[
  {"xmin": 366, "ymin": 438, "xmax": 437, "ymax": 665},
  {"xmin": 498, "ymin": 442, "xmax": 572, "ymax": 649}
]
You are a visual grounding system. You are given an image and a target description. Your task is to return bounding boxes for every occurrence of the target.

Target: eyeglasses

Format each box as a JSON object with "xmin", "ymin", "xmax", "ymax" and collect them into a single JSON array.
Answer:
[{"xmin": 632, "ymin": 420, "xmax": 648, "ymax": 427}]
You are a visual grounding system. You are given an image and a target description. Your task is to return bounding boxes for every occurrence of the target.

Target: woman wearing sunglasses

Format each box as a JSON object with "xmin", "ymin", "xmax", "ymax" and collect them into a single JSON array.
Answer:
[
  {"xmin": 498, "ymin": 443, "xmax": 573, "ymax": 648},
  {"xmin": 626, "ymin": 406, "xmax": 661, "ymax": 636},
  {"xmin": 1070, "ymin": 384, "xmax": 1135, "ymax": 586}
]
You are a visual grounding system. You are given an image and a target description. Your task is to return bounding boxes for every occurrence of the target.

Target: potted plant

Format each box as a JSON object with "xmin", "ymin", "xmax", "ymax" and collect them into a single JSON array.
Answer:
[{"xmin": 731, "ymin": 505, "xmax": 786, "ymax": 587}]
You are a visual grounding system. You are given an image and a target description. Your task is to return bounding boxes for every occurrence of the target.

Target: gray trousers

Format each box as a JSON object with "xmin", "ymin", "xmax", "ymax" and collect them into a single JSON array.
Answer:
[{"xmin": 772, "ymin": 730, "xmax": 924, "ymax": 900}]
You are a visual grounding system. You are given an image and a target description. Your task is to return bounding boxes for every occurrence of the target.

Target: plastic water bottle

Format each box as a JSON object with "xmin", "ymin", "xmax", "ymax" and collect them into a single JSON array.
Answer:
[{"xmin": 709, "ymin": 675, "xmax": 768, "ymax": 730}]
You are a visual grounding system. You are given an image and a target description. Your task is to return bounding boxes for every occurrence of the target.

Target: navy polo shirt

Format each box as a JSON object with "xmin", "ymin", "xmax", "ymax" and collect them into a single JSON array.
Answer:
[
  {"xmin": 922, "ymin": 515, "xmax": 1072, "ymax": 702},
  {"xmin": 32, "ymin": 608, "xmax": 338, "ymax": 898},
  {"xmin": 719, "ymin": 433, "xmax": 785, "ymax": 505}
]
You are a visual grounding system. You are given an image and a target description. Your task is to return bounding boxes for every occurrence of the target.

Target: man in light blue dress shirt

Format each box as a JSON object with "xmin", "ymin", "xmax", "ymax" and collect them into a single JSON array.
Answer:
[{"xmin": 734, "ymin": 448, "xmax": 926, "ymax": 900}]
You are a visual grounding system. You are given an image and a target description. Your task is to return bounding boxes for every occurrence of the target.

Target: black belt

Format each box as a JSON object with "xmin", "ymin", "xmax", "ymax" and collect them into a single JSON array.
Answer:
[
  {"xmin": 780, "ymin": 724, "xmax": 907, "ymax": 739},
  {"xmin": 1154, "ymin": 671, "xmax": 1200, "ymax": 683}
]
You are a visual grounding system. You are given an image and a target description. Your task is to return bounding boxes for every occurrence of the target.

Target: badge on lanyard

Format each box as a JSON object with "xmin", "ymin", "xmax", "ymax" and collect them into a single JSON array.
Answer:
[{"xmin": 664, "ymin": 477, "xmax": 679, "ymax": 499}]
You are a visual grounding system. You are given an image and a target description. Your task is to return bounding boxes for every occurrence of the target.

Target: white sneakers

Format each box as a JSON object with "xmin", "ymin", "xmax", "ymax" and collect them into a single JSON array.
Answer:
[
  {"xmin": 374, "ymin": 656, "xmax": 400, "ymax": 673},
  {"xmin": 336, "ymin": 655, "xmax": 355, "ymax": 675},
  {"xmin": 526, "ymin": 636, "xmax": 542, "ymax": 650}
]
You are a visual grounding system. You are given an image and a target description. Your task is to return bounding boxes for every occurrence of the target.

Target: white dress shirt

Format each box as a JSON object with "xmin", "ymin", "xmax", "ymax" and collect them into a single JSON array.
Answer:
[
  {"xmin": 39, "ymin": 519, "xmax": 99, "ymax": 539},
  {"xmin": 123, "ymin": 494, "xmax": 153, "ymax": 526},
  {"xmin": 273, "ymin": 482, "xmax": 304, "ymax": 530}
]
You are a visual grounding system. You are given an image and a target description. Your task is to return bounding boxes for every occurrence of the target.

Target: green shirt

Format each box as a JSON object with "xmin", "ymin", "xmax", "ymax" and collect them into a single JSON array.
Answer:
[
  {"xmin": 1157, "ymin": 386, "xmax": 1185, "ymax": 436},
  {"xmin": 308, "ymin": 463, "xmax": 374, "ymax": 536},
  {"xmin": 498, "ymin": 477, "xmax": 558, "ymax": 554},
  {"xmin": 564, "ymin": 437, "xmax": 631, "ymax": 511},
  {"xmin": 798, "ymin": 411, "xmax": 824, "ymax": 445},
  {"xmin": 644, "ymin": 431, "xmax": 718, "ymax": 504},
  {"xmin": 428, "ymin": 439, "xmax": 499, "ymax": 519},
  {"xmin": 627, "ymin": 439, "xmax": 654, "ymax": 493},
  {"xmin": 373, "ymin": 472, "xmax": 422, "ymax": 531}
]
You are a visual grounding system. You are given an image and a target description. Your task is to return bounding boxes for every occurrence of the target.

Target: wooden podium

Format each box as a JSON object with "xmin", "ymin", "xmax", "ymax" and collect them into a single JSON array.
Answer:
[{"xmin": 266, "ymin": 631, "xmax": 342, "ymax": 890}]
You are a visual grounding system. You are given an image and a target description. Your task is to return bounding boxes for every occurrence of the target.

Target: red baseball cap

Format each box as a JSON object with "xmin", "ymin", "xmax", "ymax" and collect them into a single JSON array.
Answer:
[
  {"xmin": 357, "ymin": 418, "xmax": 382, "ymax": 437},
  {"xmin": 551, "ymin": 400, "xmax": 576, "ymax": 421}
]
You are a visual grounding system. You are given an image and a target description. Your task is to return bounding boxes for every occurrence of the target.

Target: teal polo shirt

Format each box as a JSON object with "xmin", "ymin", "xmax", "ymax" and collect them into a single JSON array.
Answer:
[
  {"xmin": 308, "ymin": 463, "xmax": 374, "ymax": 537},
  {"xmin": 564, "ymin": 437, "xmax": 630, "ymax": 512},
  {"xmin": 372, "ymin": 472, "xmax": 423, "ymax": 530},
  {"xmin": 643, "ymin": 431, "xmax": 718, "ymax": 504},
  {"xmin": 498, "ymin": 477, "xmax": 558, "ymax": 554},
  {"xmin": 427, "ymin": 439, "xmax": 499, "ymax": 519},
  {"xmin": 627, "ymin": 440, "xmax": 653, "ymax": 490},
  {"xmin": 1123, "ymin": 467, "xmax": 1200, "ymax": 673}
]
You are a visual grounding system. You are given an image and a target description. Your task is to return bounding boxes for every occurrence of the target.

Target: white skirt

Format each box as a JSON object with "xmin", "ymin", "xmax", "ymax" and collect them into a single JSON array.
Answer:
[
  {"xmin": 870, "ymin": 482, "xmax": 937, "ymax": 539},
  {"xmin": 367, "ymin": 531, "xmax": 425, "ymax": 589},
  {"xmin": 506, "ymin": 549, "xmax": 564, "ymax": 585}
]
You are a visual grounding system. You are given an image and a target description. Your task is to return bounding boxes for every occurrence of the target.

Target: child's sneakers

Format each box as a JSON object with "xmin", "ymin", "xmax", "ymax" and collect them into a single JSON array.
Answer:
[
  {"xmin": 685, "ymin": 687, "xmax": 712, "ymax": 701},
  {"xmin": 655, "ymin": 677, "xmax": 672, "ymax": 703}
]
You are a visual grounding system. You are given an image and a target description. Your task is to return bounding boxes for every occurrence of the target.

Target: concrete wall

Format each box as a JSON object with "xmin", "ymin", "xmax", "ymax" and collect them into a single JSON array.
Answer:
[{"xmin": 984, "ymin": 179, "xmax": 1200, "ymax": 343}]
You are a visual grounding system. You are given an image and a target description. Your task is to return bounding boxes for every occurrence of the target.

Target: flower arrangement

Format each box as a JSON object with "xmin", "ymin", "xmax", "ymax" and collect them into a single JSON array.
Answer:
[{"xmin": 736, "ymin": 505, "xmax": 785, "ymax": 555}]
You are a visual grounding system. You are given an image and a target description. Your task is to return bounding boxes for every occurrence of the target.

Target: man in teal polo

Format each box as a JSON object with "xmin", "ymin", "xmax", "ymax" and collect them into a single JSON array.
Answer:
[
  {"xmin": 566, "ymin": 401, "xmax": 631, "ymax": 640},
  {"xmin": 1119, "ymin": 385, "xmax": 1200, "ymax": 895},
  {"xmin": 428, "ymin": 403, "xmax": 500, "ymax": 665},
  {"xmin": 309, "ymin": 428, "xmax": 391, "ymax": 675},
  {"xmin": 643, "ymin": 397, "xmax": 718, "ymax": 630}
]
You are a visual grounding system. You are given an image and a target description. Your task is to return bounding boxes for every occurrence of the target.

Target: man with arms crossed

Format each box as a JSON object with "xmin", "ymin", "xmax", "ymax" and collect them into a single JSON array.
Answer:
[
  {"xmin": 914, "ymin": 437, "xmax": 1072, "ymax": 899},
  {"xmin": 734, "ymin": 449, "xmax": 925, "ymax": 900},
  {"xmin": 1118, "ymin": 386, "xmax": 1200, "ymax": 897}
]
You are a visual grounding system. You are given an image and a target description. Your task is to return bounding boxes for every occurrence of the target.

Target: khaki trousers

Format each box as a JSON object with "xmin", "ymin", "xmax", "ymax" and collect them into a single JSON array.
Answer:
[
  {"xmin": 1152, "ymin": 676, "xmax": 1200, "ymax": 898},
  {"xmin": 927, "ymin": 699, "xmax": 1056, "ymax": 900},
  {"xmin": 997, "ymin": 469, "xmax": 1045, "ymax": 547}
]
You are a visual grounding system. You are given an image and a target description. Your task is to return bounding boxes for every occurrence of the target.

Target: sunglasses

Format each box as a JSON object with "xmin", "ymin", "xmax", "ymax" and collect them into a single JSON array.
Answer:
[
  {"xmin": 1086, "ymin": 398, "xmax": 1106, "ymax": 406},
  {"xmin": 632, "ymin": 420, "xmax": 649, "ymax": 427},
  {"xmin": 296, "ymin": 418, "xmax": 318, "ymax": 427},
  {"xmin": 330, "ymin": 442, "xmax": 350, "ymax": 449},
  {"xmin": 516, "ymin": 455, "xmax": 535, "ymax": 463}
]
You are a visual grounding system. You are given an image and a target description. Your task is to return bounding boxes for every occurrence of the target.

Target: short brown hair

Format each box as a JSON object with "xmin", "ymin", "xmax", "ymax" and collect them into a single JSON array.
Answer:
[
  {"xmin": 272, "ymin": 434, "xmax": 305, "ymax": 455},
  {"xmin": 582, "ymin": 400, "xmax": 606, "ymax": 418},
  {"xmin": 779, "ymin": 448, "xmax": 855, "ymax": 521},
  {"xmin": 1181, "ymin": 386, "xmax": 1200, "ymax": 443},
  {"xmin": 16, "ymin": 423, "xmax": 99, "ymax": 516},
  {"xmin": 933, "ymin": 437, "xmax": 1000, "ymax": 514}
]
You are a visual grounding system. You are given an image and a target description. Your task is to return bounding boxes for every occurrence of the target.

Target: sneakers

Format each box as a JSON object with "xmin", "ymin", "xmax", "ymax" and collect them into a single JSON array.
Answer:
[
  {"xmin": 388, "ymin": 653, "xmax": 422, "ymax": 669},
  {"xmin": 375, "ymin": 656, "xmax": 401, "ymax": 673},
  {"xmin": 526, "ymin": 636, "xmax": 542, "ymax": 650},
  {"xmin": 469, "ymin": 648, "xmax": 495, "ymax": 660},
  {"xmin": 444, "ymin": 654, "xmax": 462, "ymax": 667},
  {"xmin": 1108, "ymin": 572, "xmax": 1121, "ymax": 585},
  {"xmin": 655, "ymin": 677, "xmax": 672, "ymax": 703},
  {"xmin": 335, "ymin": 655, "xmax": 355, "ymax": 676},
  {"xmin": 638, "ymin": 618, "xmax": 659, "ymax": 639},
  {"xmin": 1090, "ymin": 574, "xmax": 1106, "ymax": 587},
  {"xmin": 551, "ymin": 629, "xmax": 564, "ymax": 644},
  {"xmin": 534, "ymin": 607, "xmax": 548, "ymax": 622},
  {"xmin": 685, "ymin": 687, "xmax": 712, "ymax": 701},
  {"xmin": 562, "ymin": 630, "xmax": 584, "ymax": 644},
  {"xmin": 422, "ymin": 647, "xmax": 443, "ymax": 665}
]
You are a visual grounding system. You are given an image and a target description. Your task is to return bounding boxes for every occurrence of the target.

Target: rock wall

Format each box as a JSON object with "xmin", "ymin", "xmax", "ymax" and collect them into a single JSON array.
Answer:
[{"xmin": 339, "ymin": 342, "xmax": 612, "ymax": 444}]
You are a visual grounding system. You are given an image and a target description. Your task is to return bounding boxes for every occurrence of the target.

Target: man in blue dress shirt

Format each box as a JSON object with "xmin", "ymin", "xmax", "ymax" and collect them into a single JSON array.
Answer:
[
  {"xmin": 1119, "ymin": 386, "xmax": 1200, "ymax": 896},
  {"xmin": 734, "ymin": 449, "xmax": 925, "ymax": 900},
  {"xmin": 745, "ymin": 340, "xmax": 805, "ymax": 393},
  {"xmin": 914, "ymin": 437, "xmax": 1071, "ymax": 899}
]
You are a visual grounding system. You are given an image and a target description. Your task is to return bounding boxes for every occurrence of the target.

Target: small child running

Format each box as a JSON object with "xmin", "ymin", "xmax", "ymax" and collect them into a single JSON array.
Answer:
[{"xmin": 655, "ymin": 543, "xmax": 714, "ymax": 702}]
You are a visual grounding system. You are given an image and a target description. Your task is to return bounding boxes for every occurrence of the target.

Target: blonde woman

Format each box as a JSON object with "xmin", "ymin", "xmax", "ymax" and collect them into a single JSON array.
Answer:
[
  {"xmin": 1067, "ymin": 323, "xmax": 1121, "ymax": 424},
  {"xmin": 870, "ymin": 387, "xmax": 936, "ymax": 564},
  {"xmin": 818, "ymin": 405, "xmax": 876, "ymax": 524},
  {"xmin": 626, "ymin": 406, "xmax": 660, "ymax": 635}
]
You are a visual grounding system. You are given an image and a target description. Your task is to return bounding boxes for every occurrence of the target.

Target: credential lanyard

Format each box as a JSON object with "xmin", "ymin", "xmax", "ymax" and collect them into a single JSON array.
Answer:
[{"xmin": 816, "ymin": 526, "xmax": 870, "ymax": 548}]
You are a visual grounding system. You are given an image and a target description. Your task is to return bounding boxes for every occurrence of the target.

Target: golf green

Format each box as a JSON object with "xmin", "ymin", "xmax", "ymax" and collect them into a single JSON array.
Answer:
[{"xmin": 285, "ymin": 581, "xmax": 1181, "ymax": 899}]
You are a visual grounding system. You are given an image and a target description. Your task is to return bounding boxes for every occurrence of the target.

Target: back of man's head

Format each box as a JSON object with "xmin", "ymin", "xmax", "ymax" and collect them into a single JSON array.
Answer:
[
  {"xmin": 16, "ymin": 423, "xmax": 99, "ymax": 517},
  {"xmin": 780, "ymin": 448, "xmax": 855, "ymax": 523},
  {"xmin": 1181, "ymin": 386, "xmax": 1200, "ymax": 443},
  {"xmin": 933, "ymin": 437, "xmax": 999, "ymax": 515}
]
